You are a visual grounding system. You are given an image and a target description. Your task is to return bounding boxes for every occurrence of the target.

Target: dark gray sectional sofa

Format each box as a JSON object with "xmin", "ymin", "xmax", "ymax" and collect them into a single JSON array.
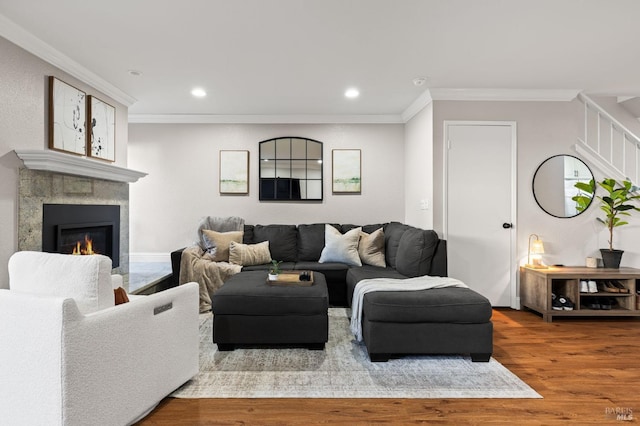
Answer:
[
  {"xmin": 171, "ymin": 221, "xmax": 446, "ymax": 306},
  {"xmin": 171, "ymin": 221, "xmax": 493, "ymax": 361}
]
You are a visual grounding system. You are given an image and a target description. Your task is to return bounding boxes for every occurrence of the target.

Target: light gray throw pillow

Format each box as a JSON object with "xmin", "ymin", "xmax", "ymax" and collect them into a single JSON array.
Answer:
[{"xmin": 319, "ymin": 224, "xmax": 362, "ymax": 266}]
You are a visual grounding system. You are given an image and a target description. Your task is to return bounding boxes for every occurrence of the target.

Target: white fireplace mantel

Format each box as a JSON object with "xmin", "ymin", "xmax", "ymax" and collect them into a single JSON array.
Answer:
[{"xmin": 15, "ymin": 150, "xmax": 147, "ymax": 183}]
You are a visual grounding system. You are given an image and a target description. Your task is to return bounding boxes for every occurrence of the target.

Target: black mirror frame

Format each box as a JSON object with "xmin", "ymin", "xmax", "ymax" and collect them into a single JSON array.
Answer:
[
  {"xmin": 532, "ymin": 154, "xmax": 595, "ymax": 219},
  {"xmin": 258, "ymin": 136, "xmax": 323, "ymax": 201}
]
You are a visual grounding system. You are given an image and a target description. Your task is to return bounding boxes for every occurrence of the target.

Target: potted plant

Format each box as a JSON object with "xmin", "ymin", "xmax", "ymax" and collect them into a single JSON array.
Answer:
[
  {"xmin": 574, "ymin": 178, "xmax": 640, "ymax": 268},
  {"xmin": 268, "ymin": 260, "xmax": 282, "ymax": 281}
]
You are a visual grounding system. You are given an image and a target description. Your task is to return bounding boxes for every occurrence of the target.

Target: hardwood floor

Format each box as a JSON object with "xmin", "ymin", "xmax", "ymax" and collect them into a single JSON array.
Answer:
[{"xmin": 137, "ymin": 308, "xmax": 640, "ymax": 425}]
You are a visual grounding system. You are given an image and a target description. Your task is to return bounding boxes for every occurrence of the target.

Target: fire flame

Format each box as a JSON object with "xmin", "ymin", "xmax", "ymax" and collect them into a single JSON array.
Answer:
[{"xmin": 72, "ymin": 234, "xmax": 97, "ymax": 255}]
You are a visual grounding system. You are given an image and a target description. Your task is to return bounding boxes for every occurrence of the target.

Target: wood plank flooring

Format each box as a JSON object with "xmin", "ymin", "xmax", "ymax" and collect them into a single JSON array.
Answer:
[{"xmin": 136, "ymin": 308, "xmax": 640, "ymax": 425}]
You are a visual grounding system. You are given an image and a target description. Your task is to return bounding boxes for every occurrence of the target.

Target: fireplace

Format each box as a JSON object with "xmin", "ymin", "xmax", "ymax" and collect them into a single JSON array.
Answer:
[{"xmin": 42, "ymin": 204, "xmax": 120, "ymax": 267}]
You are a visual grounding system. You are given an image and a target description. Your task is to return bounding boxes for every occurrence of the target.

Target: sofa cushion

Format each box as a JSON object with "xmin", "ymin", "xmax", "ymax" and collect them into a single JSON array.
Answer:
[
  {"xmin": 242, "ymin": 225, "xmax": 254, "ymax": 244},
  {"xmin": 319, "ymin": 225, "xmax": 362, "ymax": 266},
  {"xmin": 241, "ymin": 261, "xmax": 295, "ymax": 272},
  {"xmin": 346, "ymin": 265, "xmax": 407, "ymax": 306},
  {"xmin": 201, "ymin": 229, "xmax": 243, "ymax": 262},
  {"xmin": 297, "ymin": 223, "xmax": 341, "ymax": 261},
  {"xmin": 252, "ymin": 224, "xmax": 298, "ymax": 262},
  {"xmin": 395, "ymin": 228, "xmax": 439, "ymax": 277},
  {"xmin": 342, "ymin": 223, "xmax": 385, "ymax": 234},
  {"xmin": 229, "ymin": 241, "xmax": 272, "ymax": 266},
  {"xmin": 358, "ymin": 228, "xmax": 386, "ymax": 267},
  {"xmin": 384, "ymin": 222, "xmax": 411, "ymax": 268},
  {"xmin": 363, "ymin": 288, "xmax": 492, "ymax": 324}
]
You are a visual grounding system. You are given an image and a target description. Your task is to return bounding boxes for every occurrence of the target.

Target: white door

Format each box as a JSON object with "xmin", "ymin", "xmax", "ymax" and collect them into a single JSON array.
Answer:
[{"xmin": 445, "ymin": 122, "xmax": 516, "ymax": 307}]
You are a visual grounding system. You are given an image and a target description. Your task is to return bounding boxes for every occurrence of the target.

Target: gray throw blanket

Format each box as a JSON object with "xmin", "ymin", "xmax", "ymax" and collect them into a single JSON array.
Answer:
[
  {"xmin": 350, "ymin": 276, "xmax": 468, "ymax": 341},
  {"xmin": 196, "ymin": 216, "xmax": 245, "ymax": 252}
]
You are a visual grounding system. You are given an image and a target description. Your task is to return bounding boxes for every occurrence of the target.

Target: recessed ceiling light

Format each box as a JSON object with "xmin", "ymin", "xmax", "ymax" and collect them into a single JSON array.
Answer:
[
  {"xmin": 345, "ymin": 88, "xmax": 360, "ymax": 99},
  {"xmin": 191, "ymin": 88, "xmax": 207, "ymax": 98},
  {"xmin": 413, "ymin": 77, "xmax": 427, "ymax": 86},
  {"xmin": 127, "ymin": 69, "xmax": 143, "ymax": 77}
]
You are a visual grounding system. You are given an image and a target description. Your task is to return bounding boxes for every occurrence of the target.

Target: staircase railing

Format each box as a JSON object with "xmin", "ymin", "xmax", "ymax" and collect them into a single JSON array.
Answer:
[{"xmin": 575, "ymin": 92, "xmax": 640, "ymax": 184}]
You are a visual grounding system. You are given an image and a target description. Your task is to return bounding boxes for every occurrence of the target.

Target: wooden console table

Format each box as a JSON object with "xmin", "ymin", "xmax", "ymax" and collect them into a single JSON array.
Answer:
[{"xmin": 520, "ymin": 266, "xmax": 640, "ymax": 322}]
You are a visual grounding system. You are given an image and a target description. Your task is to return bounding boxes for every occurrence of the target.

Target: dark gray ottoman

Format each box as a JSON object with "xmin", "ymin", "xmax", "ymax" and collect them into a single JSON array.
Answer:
[
  {"xmin": 360, "ymin": 287, "xmax": 493, "ymax": 362},
  {"xmin": 211, "ymin": 270, "xmax": 329, "ymax": 350}
]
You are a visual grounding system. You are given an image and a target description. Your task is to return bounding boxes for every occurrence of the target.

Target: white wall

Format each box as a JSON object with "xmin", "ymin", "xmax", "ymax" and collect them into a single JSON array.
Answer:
[
  {"xmin": 432, "ymin": 99, "xmax": 640, "ymax": 271},
  {"xmin": 0, "ymin": 36, "xmax": 128, "ymax": 288},
  {"xmin": 403, "ymin": 102, "xmax": 433, "ymax": 230},
  {"xmin": 128, "ymin": 123, "xmax": 405, "ymax": 255}
]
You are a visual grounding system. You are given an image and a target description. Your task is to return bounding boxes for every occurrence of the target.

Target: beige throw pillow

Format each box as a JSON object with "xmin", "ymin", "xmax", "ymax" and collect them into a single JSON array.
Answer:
[
  {"xmin": 201, "ymin": 229, "xmax": 243, "ymax": 262},
  {"xmin": 358, "ymin": 228, "xmax": 386, "ymax": 267},
  {"xmin": 229, "ymin": 241, "xmax": 272, "ymax": 266}
]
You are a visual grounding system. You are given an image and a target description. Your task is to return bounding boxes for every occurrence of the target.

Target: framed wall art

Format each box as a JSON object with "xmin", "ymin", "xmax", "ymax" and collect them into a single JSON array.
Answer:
[
  {"xmin": 332, "ymin": 149, "xmax": 361, "ymax": 194},
  {"xmin": 49, "ymin": 76, "xmax": 86, "ymax": 156},
  {"xmin": 88, "ymin": 95, "xmax": 116, "ymax": 162},
  {"xmin": 220, "ymin": 150, "xmax": 249, "ymax": 194}
]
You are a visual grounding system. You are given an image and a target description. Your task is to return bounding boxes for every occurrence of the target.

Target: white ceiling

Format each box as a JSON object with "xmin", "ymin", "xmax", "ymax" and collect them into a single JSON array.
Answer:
[{"xmin": 1, "ymin": 0, "xmax": 640, "ymax": 122}]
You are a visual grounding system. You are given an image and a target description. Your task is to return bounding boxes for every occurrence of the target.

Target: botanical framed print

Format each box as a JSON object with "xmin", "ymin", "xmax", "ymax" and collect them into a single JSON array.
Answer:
[
  {"xmin": 332, "ymin": 149, "xmax": 361, "ymax": 193},
  {"xmin": 220, "ymin": 150, "xmax": 249, "ymax": 194},
  {"xmin": 49, "ymin": 76, "xmax": 86, "ymax": 156},
  {"xmin": 88, "ymin": 95, "xmax": 116, "ymax": 162}
]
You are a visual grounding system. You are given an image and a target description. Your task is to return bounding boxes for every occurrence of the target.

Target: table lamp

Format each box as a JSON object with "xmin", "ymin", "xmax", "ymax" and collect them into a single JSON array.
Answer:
[{"xmin": 526, "ymin": 234, "xmax": 547, "ymax": 268}]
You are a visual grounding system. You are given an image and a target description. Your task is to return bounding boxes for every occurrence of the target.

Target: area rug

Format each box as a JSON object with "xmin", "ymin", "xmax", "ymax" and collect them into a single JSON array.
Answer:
[{"xmin": 171, "ymin": 308, "xmax": 541, "ymax": 399}]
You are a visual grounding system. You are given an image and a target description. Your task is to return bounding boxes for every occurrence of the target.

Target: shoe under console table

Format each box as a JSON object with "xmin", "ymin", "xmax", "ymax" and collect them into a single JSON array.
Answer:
[{"xmin": 520, "ymin": 266, "xmax": 640, "ymax": 322}]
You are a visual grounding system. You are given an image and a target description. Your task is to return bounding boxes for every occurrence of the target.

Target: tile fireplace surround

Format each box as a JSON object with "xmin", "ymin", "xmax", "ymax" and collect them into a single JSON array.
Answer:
[{"xmin": 17, "ymin": 168, "xmax": 130, "ymax": 279}]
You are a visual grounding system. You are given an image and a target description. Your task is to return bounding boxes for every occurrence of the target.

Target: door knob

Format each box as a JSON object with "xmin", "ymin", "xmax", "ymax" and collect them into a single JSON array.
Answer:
[{"xmin": 502, "ymin": 223, "xmax": 513, "ymax": 229}]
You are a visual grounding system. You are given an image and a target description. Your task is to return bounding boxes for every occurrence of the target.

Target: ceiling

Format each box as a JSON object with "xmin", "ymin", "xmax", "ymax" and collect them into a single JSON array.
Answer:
[{"xmin": 1, "ymin": 0, "xmax": 640, "ymax": 122}]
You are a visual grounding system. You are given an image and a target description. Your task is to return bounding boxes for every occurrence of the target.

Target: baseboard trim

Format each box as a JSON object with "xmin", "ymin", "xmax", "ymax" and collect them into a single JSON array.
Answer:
[{"xmin": 130, "ymin": 253, "xmax": 171, "ymax": 263}]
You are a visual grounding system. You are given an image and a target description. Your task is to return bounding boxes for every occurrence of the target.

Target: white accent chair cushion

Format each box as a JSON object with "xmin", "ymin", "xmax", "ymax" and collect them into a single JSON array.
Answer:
[
  {"xmin": 0, "ymin": 251, "xmax": 200, "ymax": 426},
  {"xmin": 8, "ymin": 251, "xmax": 114, "ymax": 314}
]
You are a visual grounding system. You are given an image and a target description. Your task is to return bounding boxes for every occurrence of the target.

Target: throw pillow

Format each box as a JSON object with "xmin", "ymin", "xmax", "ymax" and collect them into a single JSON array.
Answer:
[
  {"xmin": 229, "ymin": 241, "xmax": 272, "ymax": 266},
  {"xmin": 358, "ymin": 228, "xmax": 386, "ymax": 267},
  {"xmin": 201, "ymin": 229, "xmax": 243, "ymax": 262},
  {"xmin": 318, "ymin": 225, "xmax": 362, "ymax": 266},
  {"xmin": 114, "ymin": 287, "xmax": 129, "ymax": 305}
]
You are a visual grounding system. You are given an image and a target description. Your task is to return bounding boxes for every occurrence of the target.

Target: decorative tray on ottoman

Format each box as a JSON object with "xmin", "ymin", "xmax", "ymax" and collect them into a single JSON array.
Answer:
[{"xmin": 267, "ymin": 271, "xmax": 314, "ymax": 287}]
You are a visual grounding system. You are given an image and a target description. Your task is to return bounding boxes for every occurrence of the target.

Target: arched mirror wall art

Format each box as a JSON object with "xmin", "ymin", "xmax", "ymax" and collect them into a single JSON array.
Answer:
[
  {"xmin": 259, "ymin": 137, "xmax": 323, "ymax": 201},
  {"xmin": 532, "ymin": 154, "xmax": 595, "ymax": 218}
]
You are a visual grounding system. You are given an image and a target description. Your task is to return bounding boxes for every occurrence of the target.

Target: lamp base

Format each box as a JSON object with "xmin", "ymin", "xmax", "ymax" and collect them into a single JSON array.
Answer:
[{"xmin": 525, "ymin": 263, "xmax": 548, "ymax": 269}]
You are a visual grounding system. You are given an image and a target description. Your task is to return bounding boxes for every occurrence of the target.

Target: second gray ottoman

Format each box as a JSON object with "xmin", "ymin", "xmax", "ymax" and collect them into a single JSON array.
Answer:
[{"xmin": 211, "ymin": 270, "xmax": 329, "ymax": 350}]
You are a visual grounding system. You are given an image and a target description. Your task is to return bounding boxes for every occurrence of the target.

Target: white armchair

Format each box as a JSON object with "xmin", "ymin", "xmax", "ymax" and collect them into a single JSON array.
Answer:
[{"xmin": 0, "ymin": 251, "xmax": 199, "ymax": 426}]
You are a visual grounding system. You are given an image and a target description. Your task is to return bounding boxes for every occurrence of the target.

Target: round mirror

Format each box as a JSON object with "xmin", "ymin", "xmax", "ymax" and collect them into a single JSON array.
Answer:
[{"xmin": 532, "ymin": 155, "xmax": 595, "ymax": 218}]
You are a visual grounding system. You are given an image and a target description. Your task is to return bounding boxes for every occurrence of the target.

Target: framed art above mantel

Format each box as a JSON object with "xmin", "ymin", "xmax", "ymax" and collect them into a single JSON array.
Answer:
[
  {"xmin": 48, "ymin": 76, "xmax": 86, "ymax": 156},
  {"xmin": 88, "ymin": 95, "xmax": 116, "ymax": 162}
]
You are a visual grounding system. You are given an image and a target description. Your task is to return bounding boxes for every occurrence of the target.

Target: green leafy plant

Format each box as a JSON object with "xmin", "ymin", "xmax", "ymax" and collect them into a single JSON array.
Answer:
[
  {"xmin": 572, "ymin": 178, "xmax": 596, "ymax": 214},
  {"xmin": 269, "ymin": 260, "xmax": 283, "ymax": 275},
  {"xmin": 574, "ymin": 178, "xmax": 640, "ymax": 250}
]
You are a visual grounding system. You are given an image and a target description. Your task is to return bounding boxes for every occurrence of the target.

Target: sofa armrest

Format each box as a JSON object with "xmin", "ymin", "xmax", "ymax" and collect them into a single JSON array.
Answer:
[
  {"xmin": 170, "ymin": 247, "xmax": 187, "ymax": 285},
  {"xmin": 429, "ymin": 239, "xmax": 448, "ymax": 277}
]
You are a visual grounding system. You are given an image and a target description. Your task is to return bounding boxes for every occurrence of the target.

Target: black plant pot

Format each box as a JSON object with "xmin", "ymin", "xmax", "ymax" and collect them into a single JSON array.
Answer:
[{"xmin": 600, "ymin": 249, "xmax": 624, "ymax": 269}]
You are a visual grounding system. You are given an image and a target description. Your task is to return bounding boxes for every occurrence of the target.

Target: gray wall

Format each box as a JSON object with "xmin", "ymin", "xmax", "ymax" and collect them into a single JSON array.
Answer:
[
  {"xmin": 0, "ymin": 36, "xmax": 129, "ymax": 288},
  {"xmin": 128, "ymin": 123, "xmax": 405, "ymax": 256}
]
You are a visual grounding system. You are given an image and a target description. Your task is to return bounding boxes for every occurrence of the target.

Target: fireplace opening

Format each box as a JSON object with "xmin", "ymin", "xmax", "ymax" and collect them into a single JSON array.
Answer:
[
  {"xmin": 57, "ymin": 222, "xmax": 114, "ymax": 258},
  {"xmin": 42, "ymin": 204, "xmax": 120, "ymax": 267}
]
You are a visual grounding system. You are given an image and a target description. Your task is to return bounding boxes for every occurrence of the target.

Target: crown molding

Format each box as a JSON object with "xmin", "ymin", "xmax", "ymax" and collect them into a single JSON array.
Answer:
[
  {"xmin": 401, "ymin": 89, "xmax": 433, "ymax": 122},
  {"xmin": 0, "ymin": 13, "xmax": 136, "ymax": 107},
  {"xmin": 430, "ymin": 88, "xmax": 581, "ymax": 102},
  {"xmin": 15, "ymin": 150, "xmax": 147, "ymax": 183},
  {"xmin": 128, "ymin": 114, "xmax": 405, "ymax": 124}
]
